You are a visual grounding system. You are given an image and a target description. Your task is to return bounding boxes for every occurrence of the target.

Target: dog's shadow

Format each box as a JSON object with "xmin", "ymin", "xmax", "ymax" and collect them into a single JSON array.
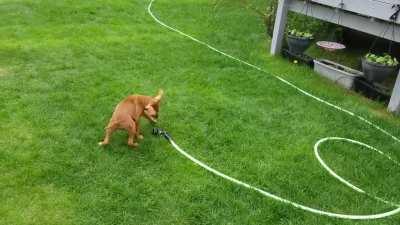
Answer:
[{"xmin": 99, "ymin": 124, "xmax": 166, "ymax": 158}]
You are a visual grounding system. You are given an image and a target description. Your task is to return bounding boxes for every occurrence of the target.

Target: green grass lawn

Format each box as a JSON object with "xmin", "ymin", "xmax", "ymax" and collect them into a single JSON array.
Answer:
[{"xmin": 1, "ymin": 0, "xmax": 400, "ymax": 224}]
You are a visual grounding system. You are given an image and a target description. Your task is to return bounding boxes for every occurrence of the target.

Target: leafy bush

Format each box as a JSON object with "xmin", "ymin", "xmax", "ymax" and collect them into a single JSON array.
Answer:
[
  {"xmin": 287, "ymin": 29, "xmax": 314, "ymax": 39},
  {"xmin": 263, "ymin": 0, "xmax": 333, "ymax": 39},
  {"xmin": 264, "ymin": 0, "xmax": 279, "ymax": 37},
  {"xmin": 365, "ymin": 53, "xmax": 399, "ymax": 66}
]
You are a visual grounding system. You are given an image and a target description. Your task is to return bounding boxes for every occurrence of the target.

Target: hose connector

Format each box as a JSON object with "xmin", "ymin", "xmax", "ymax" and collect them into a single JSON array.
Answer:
[{"xmin": 152, "ymin": 127, "xmax": 171, "ymax": 141}]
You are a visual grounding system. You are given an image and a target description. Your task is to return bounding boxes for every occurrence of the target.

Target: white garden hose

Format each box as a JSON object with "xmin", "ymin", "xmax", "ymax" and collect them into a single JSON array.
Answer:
[{"xmin": 147, "ymin": 0, "xmax": 400, "ymax": 220}]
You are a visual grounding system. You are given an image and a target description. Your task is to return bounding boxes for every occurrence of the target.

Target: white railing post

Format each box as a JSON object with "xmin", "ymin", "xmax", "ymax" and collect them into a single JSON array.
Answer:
[
  {"xmin": 388, "ymin": 72, "xmax": 400, "ymax": 114},
  {"xmin": 270, "ymin": 0, "xmax": 290, "ymax": 55}
]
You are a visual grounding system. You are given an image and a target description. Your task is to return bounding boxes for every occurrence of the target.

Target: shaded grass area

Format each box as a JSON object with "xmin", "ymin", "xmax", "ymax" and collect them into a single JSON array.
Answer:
[
  {"xmin": 0, "ymin": 0, "xmax": 400, "ymax": 224},
  {"xmin": 306, "ymin": 44, "xmax": 364, "ymax": 69}
]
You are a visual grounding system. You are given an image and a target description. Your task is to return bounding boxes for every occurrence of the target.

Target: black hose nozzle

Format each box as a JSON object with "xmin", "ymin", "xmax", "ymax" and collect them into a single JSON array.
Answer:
[{"xmin": 152, "ymin": 127, "xmax": 171, "ymax": 141}]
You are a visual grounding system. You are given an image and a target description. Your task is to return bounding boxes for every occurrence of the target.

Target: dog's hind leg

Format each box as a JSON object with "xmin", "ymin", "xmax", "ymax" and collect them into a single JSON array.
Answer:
[{"xmin": 99, "ymin": 124, "xmax": 117, "ymax": 146}]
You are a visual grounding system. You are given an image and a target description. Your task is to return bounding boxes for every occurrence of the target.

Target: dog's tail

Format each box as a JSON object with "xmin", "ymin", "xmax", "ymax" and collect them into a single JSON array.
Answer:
[{"xmin": 154, "ymin": 89, "xmax": 164, "ymax": 102}]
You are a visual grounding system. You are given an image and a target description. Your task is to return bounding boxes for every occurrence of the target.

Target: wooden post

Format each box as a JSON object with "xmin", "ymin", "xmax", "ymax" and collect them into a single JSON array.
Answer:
[
  {"xmin": 270, "ymin": 0, "xmax": 290, "ymax": 55},
  {"xmin": 388, "ymin": 72, "xmax": 400, "ymax": 114}
]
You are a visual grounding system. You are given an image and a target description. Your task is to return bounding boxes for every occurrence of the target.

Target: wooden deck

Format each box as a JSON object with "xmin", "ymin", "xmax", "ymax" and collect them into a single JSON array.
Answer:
[
  {"xmin": 270, "ymin": 0, "xmax": 400, "ymax": 113},
  {"xmin": 311, "ymin": 0, "xmax": 400, "ymax": 24}
]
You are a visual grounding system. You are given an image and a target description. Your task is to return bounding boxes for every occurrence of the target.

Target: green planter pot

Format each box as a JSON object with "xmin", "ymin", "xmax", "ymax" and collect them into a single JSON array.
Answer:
[
  {"xmin": 286, "ymin": 35, "xmax": 313, "ymax": 54},
  {"xmin": 361, "ymin": 58, "xmax": 399, "ymax": 83}
]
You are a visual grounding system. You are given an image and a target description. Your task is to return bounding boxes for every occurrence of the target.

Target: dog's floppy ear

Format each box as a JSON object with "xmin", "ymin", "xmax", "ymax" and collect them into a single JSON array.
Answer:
[
  {"xmin": 153, "ymin": 89, "xmax": 164, "ymax": 103},
  {"xmin": 144, "ymin": 103, "xmax": 156, "ymax": 111}
]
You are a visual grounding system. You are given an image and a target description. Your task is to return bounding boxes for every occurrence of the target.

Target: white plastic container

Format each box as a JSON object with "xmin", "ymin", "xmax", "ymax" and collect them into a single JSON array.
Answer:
[{"xmin": 314, "ymin": 59, "xmax": 363, "ymax": 90}]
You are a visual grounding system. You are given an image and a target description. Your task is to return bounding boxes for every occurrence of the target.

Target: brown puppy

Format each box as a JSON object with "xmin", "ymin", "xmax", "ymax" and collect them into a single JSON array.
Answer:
[{"xmin": 99, "ymin": 89, "xmax": 163, "ymax": 148}]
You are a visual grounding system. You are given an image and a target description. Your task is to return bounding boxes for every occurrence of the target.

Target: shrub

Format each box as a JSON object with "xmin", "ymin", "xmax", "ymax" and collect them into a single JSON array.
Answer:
[
  {"xmin": 365, "ymin": 53, "xmax": 399, "ymax": 66},
  {"xmin": 264, "ymin": 0, "xmax": 333, "ymax": 38},
  {"xmin": 287, "ymin": 29, "xmax": 314, "ymax": 39}
]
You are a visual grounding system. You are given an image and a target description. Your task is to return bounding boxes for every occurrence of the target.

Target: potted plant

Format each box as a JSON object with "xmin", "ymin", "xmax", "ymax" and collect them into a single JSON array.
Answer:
[
  {"xmin": 286, "ymin": 29, "xmax": 314, "ymax": 54},
  {"xmin": 361, "ymin": 53, "xmax": 399, "ymax": 83}
]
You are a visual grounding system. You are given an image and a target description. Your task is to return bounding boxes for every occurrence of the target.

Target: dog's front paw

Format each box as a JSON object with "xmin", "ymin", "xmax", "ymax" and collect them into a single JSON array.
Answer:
[{"xmin": 128, "ymin": 142, "xmax": 139, "ymax": 148}]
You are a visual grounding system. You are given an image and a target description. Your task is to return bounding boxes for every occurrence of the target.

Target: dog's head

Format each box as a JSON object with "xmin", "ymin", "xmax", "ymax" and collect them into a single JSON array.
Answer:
[{"xmin": 144, "ymin": 89, "xmax": 164, "ymax": 123}]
